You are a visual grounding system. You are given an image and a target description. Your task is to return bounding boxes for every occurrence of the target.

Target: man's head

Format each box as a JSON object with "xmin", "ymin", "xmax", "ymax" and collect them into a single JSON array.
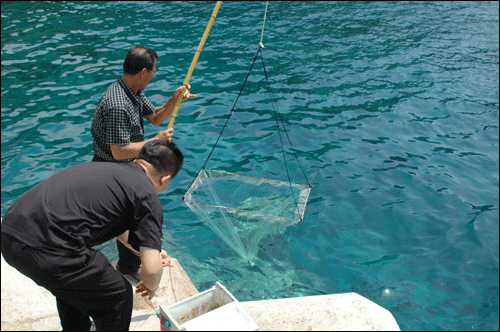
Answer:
[
  {"xmin": 123, "ymin": 46, "xmax": 159, "ymax": 92},
  {"xmin": 124, "ymin": 46, "xmax": 158, "ymax": 75},
  {"xmin": 135, "ymin": 140, "xmax": 184, "ymax": 194}
]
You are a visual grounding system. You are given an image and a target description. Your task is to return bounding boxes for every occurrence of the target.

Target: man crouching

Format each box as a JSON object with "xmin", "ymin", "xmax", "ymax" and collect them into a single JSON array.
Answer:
[{"xmin": 1, "ymin": 140, "xmax": 183, "ymax": 331}]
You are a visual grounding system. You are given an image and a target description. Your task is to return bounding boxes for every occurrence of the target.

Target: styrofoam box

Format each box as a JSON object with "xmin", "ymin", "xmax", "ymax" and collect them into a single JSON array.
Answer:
[{"xmin": 159, "ymin": 282, "xmax": 259, "ymax": 331}]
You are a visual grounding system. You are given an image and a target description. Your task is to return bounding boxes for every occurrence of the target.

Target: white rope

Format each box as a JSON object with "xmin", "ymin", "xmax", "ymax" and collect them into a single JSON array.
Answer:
[{"xmin": 259, "ymin": 1, "xmax": 269, "ymax": 48}]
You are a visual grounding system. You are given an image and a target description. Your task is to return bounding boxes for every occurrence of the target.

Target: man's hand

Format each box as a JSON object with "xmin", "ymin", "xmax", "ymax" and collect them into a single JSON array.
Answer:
[
  {"xmin": 145, "ymin": 85, "xmax": 197, "ymax": 126},
  {"xmin": 160, "ymin": 250, "xmax": 175, "ymax": 267},
  {"xmin": 155, "ymin": 128, "xmax": 174, "ymax": 141},
  {"xmin": 135, "ymin": 250, "xmax": 173, "ymax": 300},
  {"xmin": 172, "ymin": 84, "xmax": 197, "ymax": 102},
  {"xmin": 135, "ymin": 281, "xmax": 156, "ymax": 300}
]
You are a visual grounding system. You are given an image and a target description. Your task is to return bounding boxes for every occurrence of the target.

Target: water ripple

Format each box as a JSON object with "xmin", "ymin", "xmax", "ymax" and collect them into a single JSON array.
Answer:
[{"xmin": 1, "ymin": 2, "xmax": 498, "ymax": 330}]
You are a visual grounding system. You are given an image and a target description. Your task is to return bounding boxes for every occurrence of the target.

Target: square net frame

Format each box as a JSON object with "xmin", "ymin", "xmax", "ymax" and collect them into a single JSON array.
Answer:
[
  {"xmin": 183, "ymin": 168, "xmax": 312, "ymax": 226},
  {"xmin": 181, "ymin": 47, "xmax": 312, "ymax": 261}
]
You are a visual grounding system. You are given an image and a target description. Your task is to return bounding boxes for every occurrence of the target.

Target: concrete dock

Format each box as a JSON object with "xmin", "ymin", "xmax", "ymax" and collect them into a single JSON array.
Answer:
[{"xmin": 1, "ymin": 254, "xmax": 400, "ymax": 331}]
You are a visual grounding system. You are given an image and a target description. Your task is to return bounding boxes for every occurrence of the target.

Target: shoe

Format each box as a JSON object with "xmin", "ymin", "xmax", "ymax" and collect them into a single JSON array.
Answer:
[{"xmin": 116, "ymin": 264, "xmax": 141, "ymax": 282}]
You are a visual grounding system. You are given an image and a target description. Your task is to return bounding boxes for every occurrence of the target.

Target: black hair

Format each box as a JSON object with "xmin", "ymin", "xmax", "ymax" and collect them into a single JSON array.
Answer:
[
  {"xmin": 123, "ymin": 46, "xmax": 159, "ymax": 75},
  {"xmin": 136, "ymin": 140, "xmax": 184, "ymax": 178}
]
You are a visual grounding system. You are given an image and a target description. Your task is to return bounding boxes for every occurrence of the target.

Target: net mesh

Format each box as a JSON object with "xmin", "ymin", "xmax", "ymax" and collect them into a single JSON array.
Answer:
[
  {"xmin": 183, "ymin": 46, "xmax": 312, "ymax": 263},
  {"xmin": 183, "ymin": 168, "xmax": 311, "ymax": 261}
]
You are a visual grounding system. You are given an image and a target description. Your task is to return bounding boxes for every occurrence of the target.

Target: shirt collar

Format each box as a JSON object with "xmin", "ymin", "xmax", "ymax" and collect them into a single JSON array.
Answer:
[{"xmin": 118, "ymin": 77, "xmax": 142, "ymax": 106}]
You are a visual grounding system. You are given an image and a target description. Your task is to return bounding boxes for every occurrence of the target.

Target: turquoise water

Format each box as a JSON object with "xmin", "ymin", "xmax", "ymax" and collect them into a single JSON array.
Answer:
[{"xmin": 1, "ymin": 1, "xmax": 498, "ymax": 330}]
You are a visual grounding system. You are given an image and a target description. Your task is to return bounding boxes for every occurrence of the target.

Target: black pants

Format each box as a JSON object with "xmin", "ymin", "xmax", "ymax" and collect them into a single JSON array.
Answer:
[
  {"xmin": 92, "ymin": 154, "xmax": 141, "ymax": 274},
  {"xmin": 1, "ymin": 233, "xmax": 133, "ymax": 331}
]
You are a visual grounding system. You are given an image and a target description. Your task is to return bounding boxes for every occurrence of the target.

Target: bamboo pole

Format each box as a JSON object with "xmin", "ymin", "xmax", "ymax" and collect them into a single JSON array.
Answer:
[{"xmin": 167, "ymin": 1, "xmax": 223, "ymax": 129}]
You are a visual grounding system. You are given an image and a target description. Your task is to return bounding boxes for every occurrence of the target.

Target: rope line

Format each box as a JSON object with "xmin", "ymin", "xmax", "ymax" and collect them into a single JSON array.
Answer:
[
  {"xmin": 185, "ymin": 1, "xmax": 311, "ymax": 222},
  {"xmin": 169, "ymin": 265, "xmax": 178, "ymax": 302},
  {"xmin": 259, "ymin": 52, "xmax": 299, "ymax": 219},
  {"xmin": 259, "ymin": 49, "xmax": 311, "ymax": 221},
  {"xmin": 259, "ymin": 1, "xmax": 269, "ymax": 48},
  {"xmin": 259, "ymin": 50, "xmax": 312, "ymax": 189},
  {"xmin": 199, "ymin": 47, "xmax": 262, "ymax": 171}
]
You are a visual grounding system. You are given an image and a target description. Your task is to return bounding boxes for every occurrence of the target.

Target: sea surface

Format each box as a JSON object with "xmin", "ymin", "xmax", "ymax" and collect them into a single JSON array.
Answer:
[{"xmin": 1, "ymin": 1, "xmax": 498, "ymax": 330}]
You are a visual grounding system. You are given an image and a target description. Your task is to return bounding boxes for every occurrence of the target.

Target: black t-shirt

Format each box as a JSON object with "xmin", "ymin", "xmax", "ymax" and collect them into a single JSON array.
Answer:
[{"xmin": 1, "ymin": 162, "xmax": 163, "ymax": 256}]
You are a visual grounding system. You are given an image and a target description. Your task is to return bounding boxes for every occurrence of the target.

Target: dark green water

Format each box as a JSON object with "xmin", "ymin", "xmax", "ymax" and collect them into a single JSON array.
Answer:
[{"xmin": 1, "ymin": 1, "xmax": 498, "ymax": 330}]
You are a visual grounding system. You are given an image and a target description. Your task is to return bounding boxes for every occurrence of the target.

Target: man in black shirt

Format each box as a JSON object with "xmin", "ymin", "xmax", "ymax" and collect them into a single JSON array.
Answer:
[
  {"xmin": 1, "ymin": 140, "xmax": 183, "ymax": 331},
  {"xmin": 91, "ymin": 46, "xmax": 196, "ymax": 282}
]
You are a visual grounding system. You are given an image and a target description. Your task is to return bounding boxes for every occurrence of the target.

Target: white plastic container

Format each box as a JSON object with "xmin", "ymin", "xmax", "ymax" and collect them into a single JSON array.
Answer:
[{"xmin": 158, "ymin": 282, "xmax": 258, "ymax": 331}]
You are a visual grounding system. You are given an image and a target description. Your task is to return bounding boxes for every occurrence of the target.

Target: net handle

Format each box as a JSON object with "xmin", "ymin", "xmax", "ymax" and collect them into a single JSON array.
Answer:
[{"xmin": 167, "ymin": 1, "xmax": 222, "ymax": 129}]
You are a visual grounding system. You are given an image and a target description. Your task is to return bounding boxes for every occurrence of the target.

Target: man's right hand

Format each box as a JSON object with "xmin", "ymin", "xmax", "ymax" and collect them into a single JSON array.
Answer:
[
  {"xmin": 155, "ymin": 128, "xmax": 174, "ymax": 141},
  {"xmin": 160, "ymin": 250, "xmax": 175, "ymax": 267}
]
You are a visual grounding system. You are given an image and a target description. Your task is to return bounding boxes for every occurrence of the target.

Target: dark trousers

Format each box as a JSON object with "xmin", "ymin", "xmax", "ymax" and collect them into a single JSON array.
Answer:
[
  {"xmin": 92, "ymin": 154, "xmax": 141, "ymax": 274},
  {"xmin": 115, "ymin": 239, "xmax": 141, "ymax": 274},
  {"xmin": 1, "ymin": 233, "xmax": 133, "ymax": 331}
]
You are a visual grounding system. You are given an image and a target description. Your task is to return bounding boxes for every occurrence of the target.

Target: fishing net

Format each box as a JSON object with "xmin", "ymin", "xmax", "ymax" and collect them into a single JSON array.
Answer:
[
  {"xmin": 184, "ymin": 168, "xmax": 311, "ymax": 261},
  {"xmin": 183, "ymin": 46, "xmax": 311, "ymax": 263}
]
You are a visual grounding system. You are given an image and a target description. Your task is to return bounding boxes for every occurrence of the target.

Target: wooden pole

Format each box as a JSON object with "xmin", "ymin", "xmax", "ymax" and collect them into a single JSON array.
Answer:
[{"xmin": 167, "ymin": 1, "xmax": 223, "ymax": 129}]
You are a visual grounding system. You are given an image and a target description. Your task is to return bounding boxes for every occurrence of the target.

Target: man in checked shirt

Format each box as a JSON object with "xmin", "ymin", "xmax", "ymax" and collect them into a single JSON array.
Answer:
[{"xmin": 91, "ymin": 45, "xmax": 196, "ymax": 282}]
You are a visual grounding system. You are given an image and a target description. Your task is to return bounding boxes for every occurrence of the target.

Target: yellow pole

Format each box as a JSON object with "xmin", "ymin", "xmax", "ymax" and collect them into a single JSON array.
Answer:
[{"xmin": 167, "ymin": 1, "xmax": 223, "ymax": 129}]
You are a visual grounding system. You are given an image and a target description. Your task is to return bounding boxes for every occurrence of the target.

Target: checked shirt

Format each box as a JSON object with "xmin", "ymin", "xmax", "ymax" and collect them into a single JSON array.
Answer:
[{"xmin": 91, "ymin": 77, "xmax": 156, "ymax": 161}]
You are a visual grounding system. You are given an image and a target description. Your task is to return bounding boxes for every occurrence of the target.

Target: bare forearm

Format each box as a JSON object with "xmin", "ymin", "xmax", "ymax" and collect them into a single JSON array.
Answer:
[
  {"xmin": 140, "ymin": 247, "xmax": 164, "ymax": 292},
  {"xmin": 110, "ymin": 138, "xmax": 157, "ymax": 160},
  {"xmin": 141, "ymin": 267, "xmax": 163, "ymax": 291},
  {"xmin": 146, "ymin": 84, "xmax": 197, "ymax": 126},
  {"xmin": 148, "ymin": 99, "xmax": 176, "ymax": 126}
]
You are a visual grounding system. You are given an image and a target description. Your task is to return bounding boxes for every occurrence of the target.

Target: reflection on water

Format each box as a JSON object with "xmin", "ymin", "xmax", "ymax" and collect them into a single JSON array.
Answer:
[{"xmin": 1, "ymin": 1, "xmax": 498, "ymax": 330}]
